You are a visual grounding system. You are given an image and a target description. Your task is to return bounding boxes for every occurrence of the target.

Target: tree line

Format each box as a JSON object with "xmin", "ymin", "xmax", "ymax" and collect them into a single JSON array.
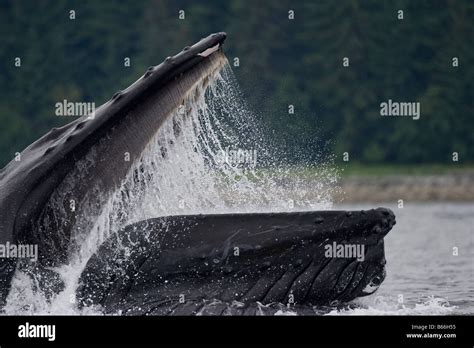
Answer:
[{"xmin": 0, "ymin": 0, "xmax": 472, "ymax": 167}]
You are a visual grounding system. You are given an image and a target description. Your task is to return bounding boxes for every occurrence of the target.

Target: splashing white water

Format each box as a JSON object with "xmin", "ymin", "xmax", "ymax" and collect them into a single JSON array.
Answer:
[
  {"xmin": 4, "ymin": 63, "xmax": 339, "ymax": 314},
  {"xmin": 325, "ymin": 295, "xmax": 457, "ymax": 315}
]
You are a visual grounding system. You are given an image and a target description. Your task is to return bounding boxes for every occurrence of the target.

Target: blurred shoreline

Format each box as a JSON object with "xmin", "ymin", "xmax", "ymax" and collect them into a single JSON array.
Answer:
[{"xmin": 335, "ymin": 171, "xmax": 474, "ymax": 203}]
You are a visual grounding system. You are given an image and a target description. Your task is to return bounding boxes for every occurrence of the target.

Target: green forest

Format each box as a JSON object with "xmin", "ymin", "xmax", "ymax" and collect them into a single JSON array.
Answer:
[{"xmin": 1, "ymin": 0, "xmax": 473, "ymax": 168}]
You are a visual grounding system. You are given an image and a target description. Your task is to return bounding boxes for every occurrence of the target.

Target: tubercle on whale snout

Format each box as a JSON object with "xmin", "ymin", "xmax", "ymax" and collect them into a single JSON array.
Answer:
[{"xmin": 76, "ymin": 208, "xmax": 395, "ymax": 315}]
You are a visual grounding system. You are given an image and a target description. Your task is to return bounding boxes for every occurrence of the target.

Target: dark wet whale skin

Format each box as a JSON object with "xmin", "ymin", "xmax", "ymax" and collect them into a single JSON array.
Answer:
[{"xmin": 77, "ymin": 208, "xmax": 395, "ymax": 315}]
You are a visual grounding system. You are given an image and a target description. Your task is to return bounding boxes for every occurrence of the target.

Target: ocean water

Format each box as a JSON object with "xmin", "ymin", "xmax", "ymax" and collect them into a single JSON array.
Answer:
[{"xmin": 326, "ymin": 202, "xmax": 474, "ymax": 315}]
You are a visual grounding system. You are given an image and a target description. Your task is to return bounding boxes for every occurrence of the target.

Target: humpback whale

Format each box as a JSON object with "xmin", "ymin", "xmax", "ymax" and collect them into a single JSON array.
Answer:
[{"xmin": 0, "ymin": 32, "xmax": 396, "ymax": 314}]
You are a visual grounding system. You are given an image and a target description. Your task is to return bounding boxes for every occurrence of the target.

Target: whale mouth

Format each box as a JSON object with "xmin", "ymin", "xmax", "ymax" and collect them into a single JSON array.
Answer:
[
  {"xmin": 199, "ymin": 44, "xmax": 220, "ymax": 57},
  {"xmin": 0, "ymin": 32, "xmax": 396, "ymax": 314}
]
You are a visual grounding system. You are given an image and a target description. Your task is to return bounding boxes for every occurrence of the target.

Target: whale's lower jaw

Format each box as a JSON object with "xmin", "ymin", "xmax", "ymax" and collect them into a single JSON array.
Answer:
[{"xmin": 77, "ymin": 208, "xmax": 395, "ymax": 315}]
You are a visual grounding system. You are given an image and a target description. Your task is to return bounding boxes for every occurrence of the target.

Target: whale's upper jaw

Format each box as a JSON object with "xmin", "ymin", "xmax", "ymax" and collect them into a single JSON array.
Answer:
[
  {"xmin": 0, "ymin": 33, "xmax": 229, "ymax": 308},
  {"xmin": 0, "ymin": 31, "xmax": 228, "ymax": 197}
]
